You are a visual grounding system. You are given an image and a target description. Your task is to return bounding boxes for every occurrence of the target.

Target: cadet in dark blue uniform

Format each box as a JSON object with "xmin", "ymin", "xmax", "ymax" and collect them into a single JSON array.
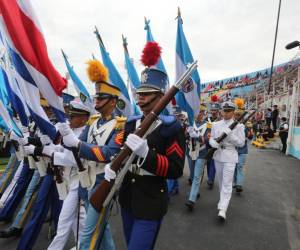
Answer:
[{"xmin": 105, "ymin": 66, "xmax": 186, "ymax": 250}]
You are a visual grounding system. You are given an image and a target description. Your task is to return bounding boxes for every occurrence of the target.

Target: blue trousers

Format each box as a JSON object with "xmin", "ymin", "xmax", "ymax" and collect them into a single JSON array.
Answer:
[
  {"xmin": 80, "ymin": 173, "xmax": 115, "ymax": 250},
  {"xmin": 12, "ymin": 170, "xmax": 40, "ymax": 229},
  {"xmin": 234, "ymin": 154, "xmax": 247, "ymax": 186},
  {"xmin": 0, "ymin": 153, "xmax": 20, "ymax": 195},
  {"xmin": 121, "ymin": 209, "xmax": 162, "ymax": 250},
  {"xmin": 186, "ymin": 154, "xmax": 195, "ymax": 181},
  {"xmin": 167, "ymin": 179, "xmax": 179, "ymax": 196},
  {"xmin": 0, "ymin": 162, "xmax": 33, "ymax": 221},
  {"xmin": 188, "ymin": 158, "xmax": 205, "ymax": 202},
  {"xmin": 17, "ymin": 174, "xmax": 62, "ymax": 250},
  {"xmin": 207, "ymin": 159, "xmax": 216, "ymax": 183}
]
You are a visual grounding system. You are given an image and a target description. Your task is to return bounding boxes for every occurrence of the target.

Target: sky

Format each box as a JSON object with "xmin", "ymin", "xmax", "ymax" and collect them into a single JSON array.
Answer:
[{"xmin": 31, "ymin": 0, "xmax": 300, "ymax": 96}]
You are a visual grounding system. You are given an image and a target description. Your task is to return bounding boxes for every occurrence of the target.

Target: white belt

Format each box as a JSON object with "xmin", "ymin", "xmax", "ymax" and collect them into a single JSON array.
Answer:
[
  {"xmin": 129, "ymin": 164, "xmax": 155, "ymax": 176},
  {"xmin": 93, "ymin": 163, "xmax": 106, "ymax": 175}
]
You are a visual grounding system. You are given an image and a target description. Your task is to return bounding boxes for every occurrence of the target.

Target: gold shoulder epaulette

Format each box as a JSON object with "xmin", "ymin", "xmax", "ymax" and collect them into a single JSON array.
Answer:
[
  {"xmin": 115, "ymin": 116, "xmax": 127, "ymax": 130},
  {"xmin": 86, "ymin": 114, "xmax": 101, "ymax": 126},
  {"xmin": 206, "ymin": 122, "xmax": 212, "ymax": 129}
]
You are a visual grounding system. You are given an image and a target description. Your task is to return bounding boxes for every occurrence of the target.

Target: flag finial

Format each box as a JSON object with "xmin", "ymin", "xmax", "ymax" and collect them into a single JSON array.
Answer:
[
  {"xmin": 144, "ymin": 17, "xmax": 150, "ymax": 30},
  {"xmin": 122, "ymin": 35, "xmax": 128, "ymax": 54},
  {"xmin": 94, "ymin": 26, "xmax": 105, "ymax": 48}
]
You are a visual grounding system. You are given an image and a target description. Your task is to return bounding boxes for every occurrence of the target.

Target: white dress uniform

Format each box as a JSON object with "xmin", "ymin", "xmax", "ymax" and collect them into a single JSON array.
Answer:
[
  {"xmin": 209, "ymin": 118, "xmax": 245, "ymax": 215},
  {"xmin": 47, "ymin": 126, "xmax": 86, "ymax": 250}
]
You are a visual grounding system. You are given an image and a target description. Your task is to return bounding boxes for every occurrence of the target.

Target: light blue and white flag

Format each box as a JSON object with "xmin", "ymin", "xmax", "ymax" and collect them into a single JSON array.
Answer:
[
  {"xmin": 122, "ymin": 35, "xmax": 140, "ymax": 90},
  {"xmin": 122, "ymin": 35, "xmax": 140, "ymax": 115},
  {"xmin": 144, "ymin": 18, "xmax": 172, "ymax": 115},
  {"xmin": 95, "ymin": 27, "xmax": 134, "ymax": 117},
  {"xmin": 0, "ymin": 69, "xmax": 22, "ymax": 136},
  {"xmin": 144, "ymin": 17, "xmax": 167, "ymax": 73},
  {"xmin": 62, "ymin": 50, "xmax": 96, "ymax": 114},
  {"xmin": 175, "ymin": 9, "xmax": 201, "ymax": 125}
]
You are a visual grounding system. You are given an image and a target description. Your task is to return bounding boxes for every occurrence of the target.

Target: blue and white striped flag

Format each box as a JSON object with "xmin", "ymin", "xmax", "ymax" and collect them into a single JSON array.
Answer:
[
  {"xmin": 144, "ymin": 18, "xmax": 167, "ymax": 73},
  {"xmin": 122, "ymin": 35, "xmax": 140, "ymax": 115},
  {"xmin": 144, "ymin": 18, "xmax": 172, "ymax": 115},
  {"xmin": 175, "ymin": 9, "xmax": 201, "ymax": 125},
  {"xmin": 62, "ymin": 50, "xmax": 96, "ymax": 114},
  {"xmin": 0, "ymin": 68, "xmax": 22, "ymax": 136},
  {"xmin": 95, "ymin": 27, "xmax": 134, "ymax": 117}
]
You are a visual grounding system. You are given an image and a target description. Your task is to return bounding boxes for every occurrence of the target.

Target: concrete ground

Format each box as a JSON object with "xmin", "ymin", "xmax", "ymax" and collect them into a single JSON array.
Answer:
[{"xmin": 0, "ymin": 145, "xmax": 299, "ymax": 250}]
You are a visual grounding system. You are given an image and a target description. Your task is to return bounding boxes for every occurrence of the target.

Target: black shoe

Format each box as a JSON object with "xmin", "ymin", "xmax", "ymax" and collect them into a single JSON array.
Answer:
[
  {"xmin": 207, "ymin": 181, "xmax": 214, "ymax": 190},
  {"xmin": 0, "ymin": 227, "xmax": 22, "ymax": 238},
  {"xmin": 236, "ymin": 185, "xmax": 243, "ymax": 193},
  {"xmin": 185, "ymin": 200, "xmax": 195, "ymax": 211}
]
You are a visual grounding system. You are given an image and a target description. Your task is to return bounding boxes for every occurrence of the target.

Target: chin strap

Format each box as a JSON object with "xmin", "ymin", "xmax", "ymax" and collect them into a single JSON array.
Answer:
[
  {"xmin": 96, "ymin": 98, "xmax": 112, "ymax": 112},
  {"xmin": 138, "ymin": 95, "xmax": 160, "ymax": 109}
]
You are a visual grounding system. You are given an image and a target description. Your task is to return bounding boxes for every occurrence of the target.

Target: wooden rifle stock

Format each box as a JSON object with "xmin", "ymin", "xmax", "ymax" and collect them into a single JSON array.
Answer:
[
  {"xmin": 204, "ymin": 111, "xmax": 249, "ymax": 161},
  {"xmin": 90, "ymin": 61, "xmax": 198, "ymax": 212}
]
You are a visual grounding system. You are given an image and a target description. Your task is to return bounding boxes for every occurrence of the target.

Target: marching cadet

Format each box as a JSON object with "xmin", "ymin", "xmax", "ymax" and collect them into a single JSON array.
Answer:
[
  {"xmin": 209, "ymin": 101, "xmax": 245, "ymax": 221},
  {"xmin": 206, "ymin": 100, "xmax": 220, "ymax": 189},
  {"xmin": 47, "ymin": 100, "xmax": 90, "ymax": 250},
  {"xmin": 185, "ymin": 107, "xmax": 208, "ymax": 211},
  {"xmin": 105, "ymin": 43, "xmax": 186, "ymax": 250},
  {"xmin": 57, "ymin": 60, "xmax": 124, "ymax": 250},
  {"xmin": 233, "ymin": 98, "xmax": 253, "ymax": 193},
  {"xmin": 17, "ymin": 101, "xmax": 63, "ymax": 250}
]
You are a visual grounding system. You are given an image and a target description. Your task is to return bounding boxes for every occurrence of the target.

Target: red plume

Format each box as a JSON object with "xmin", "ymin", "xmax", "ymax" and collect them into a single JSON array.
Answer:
[
  {"xmin": 211, "ymin": 95, "xmax": 218, "ymax": 102},
  {"xmin": 141, "ymin": 42, "xmax": 161, "ymax": 67}
]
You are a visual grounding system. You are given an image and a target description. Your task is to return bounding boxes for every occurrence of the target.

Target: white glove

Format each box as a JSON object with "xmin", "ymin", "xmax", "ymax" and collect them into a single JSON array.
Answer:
[
  {"xmin": 42, "ymin": 144, "xmax": 56, "ymax": 157},
  {"xmin": 9, "ymin": 131, "xmax": 20, "ymax": 141},
  {"xmin": 40, "ymin": 134, "xmax": 52, "ymax": 145},
  {"xmin": 223, "ymin": 127, "xmax": 232, "ymax": 136},
  {"xmin": 209, "ymin": 139, "xmax": 220, "ymax": 149},
  {"xmin": 62, "ymin": 133, "xmax": 80, "ymax": 148},
  {"xmin": 187, "ymin": 126, "xmax": 194, "ymax": 134},
  {"xmin": 24, "ymin": 145, "xmax": 35, "ymax": 155},
  {"xmin": 125, "ymin": 134, "xmax": 149, "ymax": 158},
  {"xmin": 104, "ymin": 164, "xmax": 116, "ymax": 182},
  {"xmin": 57, "ymin": 122, "xmax": 73, "ymax": 136},
  {"xmin": 189, "ymin": 130, "xmax": 199, "ymax": 139},
  {"xmin": 18, "ymin": 136, "xmax": 28, "ymax": 146}
]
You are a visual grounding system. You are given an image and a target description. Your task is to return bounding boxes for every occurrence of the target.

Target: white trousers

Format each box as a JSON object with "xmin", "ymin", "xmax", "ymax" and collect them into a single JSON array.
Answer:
[
  {"xmin": 0, "ymin": 161, "xmax": 23, "ymax": 206},
  {"xmin": 48, "ymin": 178, "xmax": 86, "ymax": 250},
  {"xmin": 214, "ymin": 160, "xmax": 236, "ymax": 212}
]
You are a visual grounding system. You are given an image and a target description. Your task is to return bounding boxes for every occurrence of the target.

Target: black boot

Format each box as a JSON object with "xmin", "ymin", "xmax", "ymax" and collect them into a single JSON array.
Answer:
[
  {"xmin": 207, "ymin": 181, "xmax": 214, "ymax": 190},
  {"xmin": 0, "ymin": 227, "xmax": 22, "ymax": 238},
  {"xmin": 185, "ymin": 200, "xmax": 195, "ymax": 211},
  {"xmin": 236, "ymin": 185, "xmax": 243, "ymax": 193}
]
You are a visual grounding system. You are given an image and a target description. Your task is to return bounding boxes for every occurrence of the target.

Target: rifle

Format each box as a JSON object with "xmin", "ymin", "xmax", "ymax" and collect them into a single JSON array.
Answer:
[
  {"xmin": 204, "ymin": 110, "xmax": 256, "ymax": 161},
  {"xmin": 90, "ymin": 61, "xmax": 198, "ymax": 212},
  {"xmin": 102, "ymin": 120, "xmax": 161, "ymax": 208}
]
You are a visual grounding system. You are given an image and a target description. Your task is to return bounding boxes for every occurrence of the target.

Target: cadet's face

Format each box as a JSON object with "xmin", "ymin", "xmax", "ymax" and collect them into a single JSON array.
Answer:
[
  {"xmin": 211, "ymin": 110, "xmax": 218, "ymax": 117},
  {"xmin": 94, "ymin": 97, "xmax": 116, "ymax": 114},
  {"xmin": 69, "ymin": 115, "xmax": 89, "ymax": 129},
  {"xmin": 196, "ymin": 112, "xmax": 204, "ymax": 121},
  {"xmin": 234, "ymin": 112, "xmax": 241, "ymax": 120},
  {"xmin": 222, "ymin": 110, "xmax": 234, "ymax": 120},
  {"xmin": 137, "ymin": 92, "xmax": 161, "ymax": 114}
]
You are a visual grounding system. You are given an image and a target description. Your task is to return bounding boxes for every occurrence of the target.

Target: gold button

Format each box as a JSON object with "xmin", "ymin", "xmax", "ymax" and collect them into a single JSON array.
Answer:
[
  {"xmin": 160, "ymin": 189, "xmax": 164, "ymax": 193},
  {"xmin": 131, "ymin": 178, "xmax": 136, "ymax": 183}
]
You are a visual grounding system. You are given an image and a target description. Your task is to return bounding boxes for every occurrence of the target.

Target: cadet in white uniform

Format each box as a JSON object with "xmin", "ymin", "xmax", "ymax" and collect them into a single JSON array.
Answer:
[
  {"xmin": 47, "ymin": 100, "xmax": 90, "ymax": 250},
  {"xmin": 209, "ymin": 101, "xmax": 245, "ymax": 220}
]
